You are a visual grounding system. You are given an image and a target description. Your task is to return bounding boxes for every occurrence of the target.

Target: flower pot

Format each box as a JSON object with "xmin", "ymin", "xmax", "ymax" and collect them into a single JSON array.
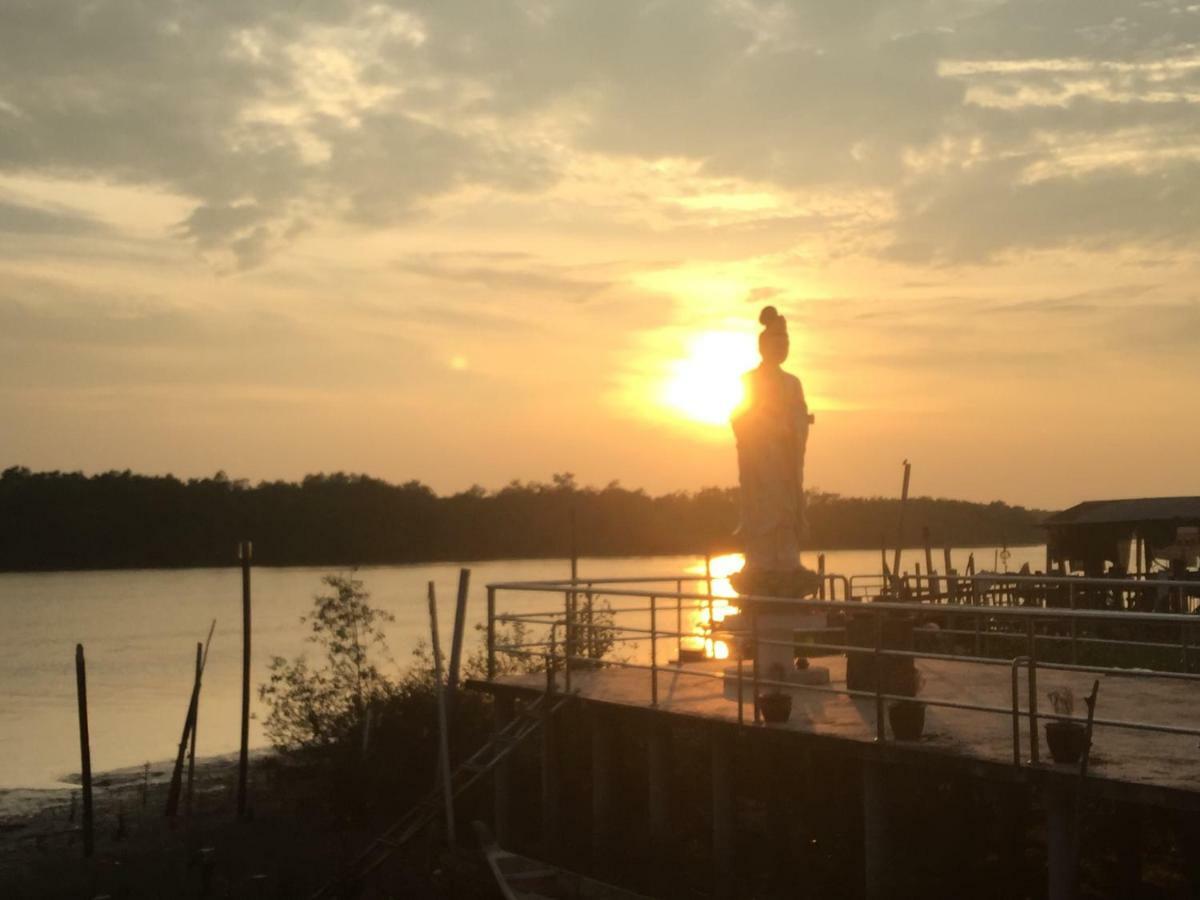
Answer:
[
  {"xmin": 1045, "ymin": 720, "xmax": 1088, "ymax": 764},
  {"xmin": 756, "ymin": 692, "xmax": 792, "ymax": 723},
  {"xmin": 888, "ymin": 700, "xmax": 925, "ymax": 741}
]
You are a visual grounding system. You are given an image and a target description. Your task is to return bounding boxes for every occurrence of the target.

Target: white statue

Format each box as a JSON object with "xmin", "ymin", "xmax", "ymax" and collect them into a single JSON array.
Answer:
[
  {"xmin": 723, "ymin": 306, "xmax": 828, "ymax": 699},
  {"xmin": 730, "ymin": 306, "xmax": 817, "ymax": 597}
]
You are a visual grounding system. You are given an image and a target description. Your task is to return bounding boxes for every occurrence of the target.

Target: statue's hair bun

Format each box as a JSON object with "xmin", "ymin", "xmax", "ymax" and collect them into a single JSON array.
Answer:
[{"xmin": 759, "ymin": 305, "xmax": 779, "ymax": 326}]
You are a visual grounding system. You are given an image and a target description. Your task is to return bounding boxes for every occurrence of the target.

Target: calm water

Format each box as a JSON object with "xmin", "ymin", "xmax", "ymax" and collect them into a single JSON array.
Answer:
[{"xmin": 0, "ymin": 547, "xmax": 1045, "ymax": 789}]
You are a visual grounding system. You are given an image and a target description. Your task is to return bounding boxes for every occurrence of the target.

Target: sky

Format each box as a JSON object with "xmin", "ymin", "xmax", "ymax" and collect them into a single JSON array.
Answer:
[{"xmin": 1, "ymin": 1, "xmax": 1198, "ymax": 509}]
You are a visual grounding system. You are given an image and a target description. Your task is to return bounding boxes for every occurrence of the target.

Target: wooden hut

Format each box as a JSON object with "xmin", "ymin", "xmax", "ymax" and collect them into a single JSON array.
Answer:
[{"xmin": 1044, "ymin": 496, "xmax": 1200, "ymax": 576}]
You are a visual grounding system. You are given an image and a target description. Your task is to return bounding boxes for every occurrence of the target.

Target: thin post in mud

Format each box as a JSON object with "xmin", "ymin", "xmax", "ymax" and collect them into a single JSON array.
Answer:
[
  {"xmin": 167, "ymin": 620, "xmax": 215, "ymax": 817},
  {"xmin": 891, "ymin": 459, "xmax": 912, "ymax": 585},
  {"xmin": 185, "ymin": 641, "xmax": 201, "ymax": 817},
  {"xmin": 568, "ymin": 506, "xmax": 579, "ymax": 668},
  {"xmin": 237, "ymin": 540, "xmax": 252, "ymax": 821},
  {"xmin": 447, "ymin": 568, "xmax": 471, "ymax": 698},
  {"xmin": 923, "ymin": 526, "xmax": 937, "ymax": 599},
  {"xmin": 74, "ymin": 643, "xmax": 94, "ymax": 858},
  {"xmin": 427, "ymin": 581, "xmax": 457, "ymax": 845}
]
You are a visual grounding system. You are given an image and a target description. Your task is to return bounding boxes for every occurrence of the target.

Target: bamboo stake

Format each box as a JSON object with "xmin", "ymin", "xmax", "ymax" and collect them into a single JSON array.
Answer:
[
  {"xmin": 427, "ymin": 582, "xmax": 456, "ymax": 845},
  {"xmin": 446, "ymin": 568, "xmax": 471, "ymax": 698},
  {"xmin": 237, "ymin": 541, "xmax": 252, "ymax": 820},
  {"xmin": 167, "ymin": 620, "xmax": 216, "ymax": 817},
  {"xmin": 185, "ymin": 642, "xmax": 201, "ymax": 818},
  {"xmin": 74, "ymin": 644, "xmax": 94, "ymax": 858},
  {"xmin": 891, "ymin": 459, "xmax": 912, "ymax": 583},
  {"xmin": 923, "ymin": 527, "xmax": 937, "ymax": 599}
]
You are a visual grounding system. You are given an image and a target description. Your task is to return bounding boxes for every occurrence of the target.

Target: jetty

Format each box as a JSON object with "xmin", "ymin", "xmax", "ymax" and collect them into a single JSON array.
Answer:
[{"xmin": 473, "ymin": 569, "xmax": 1200, "ymax": 899}]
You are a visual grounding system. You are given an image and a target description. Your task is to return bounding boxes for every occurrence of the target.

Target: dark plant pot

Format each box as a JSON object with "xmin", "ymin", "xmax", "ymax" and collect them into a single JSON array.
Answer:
[
  {"xmin": 756, "ymin": 692, "xmax": 792, "ymax": 724},
  {"xmin": 888, "ymin": 700, "xmax": 926, "ymax": 740},
  {"xmin": 1045, "ymin": 720, "xmax": 1088, "ymax": 764}
]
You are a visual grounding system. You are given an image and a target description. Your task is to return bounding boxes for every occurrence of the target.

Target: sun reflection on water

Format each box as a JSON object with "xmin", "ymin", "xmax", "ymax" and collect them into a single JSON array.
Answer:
[{"xmin": 685, "ymin": 552, "xmax": 744, "ymax": 659}]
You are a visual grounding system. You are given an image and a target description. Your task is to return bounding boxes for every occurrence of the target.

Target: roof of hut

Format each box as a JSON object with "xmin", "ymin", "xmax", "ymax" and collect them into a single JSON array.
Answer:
[{"xmin": 1044, "ymin": 497, "xmax": 1200, "ymax": 528}]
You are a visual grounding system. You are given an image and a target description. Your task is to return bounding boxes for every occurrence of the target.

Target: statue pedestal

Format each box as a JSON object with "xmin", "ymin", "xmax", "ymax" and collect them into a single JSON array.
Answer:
[{"xmin": 720, "ymin": 609, "xmax": 831, "ymax": 700}]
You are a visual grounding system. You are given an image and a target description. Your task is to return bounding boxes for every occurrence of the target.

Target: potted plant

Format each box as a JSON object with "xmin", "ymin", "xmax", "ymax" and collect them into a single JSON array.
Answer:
[
  {"xmin": 1045, "ymin": 687, "xmax": 1088, "ymax": 764},
  {"xmin": 887, "ymin": 666, "xmax": 926, "ymax": 740},
  {"xmin": 756, "ymin": 662, "xmax": 793, "ymax": 723}
]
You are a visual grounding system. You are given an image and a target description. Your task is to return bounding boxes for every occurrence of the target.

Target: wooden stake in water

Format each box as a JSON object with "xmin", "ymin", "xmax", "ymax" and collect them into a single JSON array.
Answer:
[
  {"xmin": 446, "ymin": 568, "xmax": 471, "ymax": 699},
  {"xmin": 427, "ymin": 582, "xmax": 457, "ymax": 845},
  {"xmin": 923, "ymin": 527, "xmax": 937, "ymax": 599},
  {"xmin": 186, "ymin": 641, "xmax": 201, "ymax": 817},
  {"xmin": 891, "ymin": 460, "xmax": 912, "ymax": 585},
  {"xmin": 238, "ymin": 541, "xmax": 253, "ymax": 820},
  {"xmin": 167, "ymin": 621, "xmax": 216, "ymax": 817},
  {"xmin": 74, "ymin": 644, "xmax": 94, "ymax": 858}
]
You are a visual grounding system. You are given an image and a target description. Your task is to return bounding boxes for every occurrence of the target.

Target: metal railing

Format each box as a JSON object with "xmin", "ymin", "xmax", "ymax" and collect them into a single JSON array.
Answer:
[{"xmin": 485, "ymin": 572, "xmax": 1200, "ymax": 770}]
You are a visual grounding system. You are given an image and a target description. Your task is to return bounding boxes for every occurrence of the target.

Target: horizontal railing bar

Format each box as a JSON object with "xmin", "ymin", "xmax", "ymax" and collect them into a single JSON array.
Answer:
[{"xmin": 494, "ymin": 583, "xmax": 1200, "ymax": 624}]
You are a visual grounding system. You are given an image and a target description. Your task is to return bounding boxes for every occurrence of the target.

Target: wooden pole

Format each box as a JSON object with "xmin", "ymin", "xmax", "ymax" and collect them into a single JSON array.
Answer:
[
  {"xmin": 493, "ymin": 693, "xmax": 514, "ymax": 845},
  {"xmin": 185, "ymin": 641, "xmax": 201, "ymax": 817},
  {"xmin": 591, "ymin": 708, "xmax": 613, "ymax": 864},
  {"xmin": 167, "ymin": 621, "xmax": 215, "ymax": 817},
  {"xmin": 923, "ymin": 527, "xmax": 937, "ymax": 599},
  {"xmin": 944, "ymin": 547, "xmax": 955, "ymax": 601},
  {"xmin": 647, "ymin": 717, "xmax": 671, "ymax": 846},
  {"xmin": 862, "ymin": 759, "xmax": 888, "ymax": 900},
  {"xmin": 74, "ymin": 644, "xmax": 94, "ymax": 858},
  {"xmin": 237, "ymin": 541, "xmax": 252, "ymax": 820},
  {"xmin": 428, "ymin": 582, "xmax": 456, "ymax": 845},
  {"xmin": 434, "ymin": 568, "xmax": 471, "ymax": 792},
  {"xmin": 817, "ymin": 553, "xmax": 826, "ymax": 599},
  {"xmin": 711, "ymin": 726, "xmax": 735, "ymax": 895},
  {"xmin": 446, "ymin": 568, "xmax": 471, "ymax": 698},
  {"xmin": 891, "ymin": 460, "xmax": 912, "ymax": 583},
  {"xmin": 569, "ymin": 507, "xmax": 578, "ymax": 668}
]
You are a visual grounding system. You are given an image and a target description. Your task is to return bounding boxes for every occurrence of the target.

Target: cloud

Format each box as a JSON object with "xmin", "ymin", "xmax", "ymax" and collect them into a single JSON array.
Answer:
[
  {"xmin": 395, "ymin": 252, "xmax": 614, "ymax": 302},
  {"xmin": 0, "ymin": 198, "xmax": 108, "ymax": 235},
  {"xmin": 2, "ymin": 0, "xmax": 1197, "ymax": 269}
]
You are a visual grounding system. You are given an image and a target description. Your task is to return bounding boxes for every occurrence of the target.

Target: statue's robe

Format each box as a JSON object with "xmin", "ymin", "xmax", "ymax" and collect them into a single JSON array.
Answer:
[{"xmin": 731, "ymin": 365, "xmax": 809, "ymax": 574}]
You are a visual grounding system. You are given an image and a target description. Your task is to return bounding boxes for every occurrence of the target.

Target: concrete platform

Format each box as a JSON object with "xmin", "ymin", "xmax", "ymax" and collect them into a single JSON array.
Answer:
[{"xmin": 487, "ymin": 655, "xmax": 1200, "ymax": 803}]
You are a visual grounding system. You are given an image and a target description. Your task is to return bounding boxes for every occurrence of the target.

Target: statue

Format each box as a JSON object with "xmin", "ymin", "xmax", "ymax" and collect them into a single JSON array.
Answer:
[
  {"xmin": 722, "ymin": 306, "xmax": 829, "ymax": 700},
  {"xmin": 730, "ymin": 306, "xmax": 819, "ymax": 599}
]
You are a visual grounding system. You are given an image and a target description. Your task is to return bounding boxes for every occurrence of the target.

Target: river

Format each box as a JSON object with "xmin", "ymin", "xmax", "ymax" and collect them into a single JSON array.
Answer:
[{"xmin": 0, "ymin": 546, "xmax": 1045, "ymax": 790}]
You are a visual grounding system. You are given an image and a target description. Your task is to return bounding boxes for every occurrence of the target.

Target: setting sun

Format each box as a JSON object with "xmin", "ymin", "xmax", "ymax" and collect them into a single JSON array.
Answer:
[{"xmin": 661, "ymin": 331, "xmax": 759, "ymax": 426}]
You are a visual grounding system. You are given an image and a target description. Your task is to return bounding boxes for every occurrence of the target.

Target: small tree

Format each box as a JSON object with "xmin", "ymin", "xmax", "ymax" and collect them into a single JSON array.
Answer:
[{"xmin": 259, "ymin": 574, "xmax": 395, "ymax": 751}]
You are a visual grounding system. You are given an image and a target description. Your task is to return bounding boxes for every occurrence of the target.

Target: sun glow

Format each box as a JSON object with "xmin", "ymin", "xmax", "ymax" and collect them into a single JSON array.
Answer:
[{"xmin": 661, "ymin": 331, "xmax": 759, "ymax": 426}]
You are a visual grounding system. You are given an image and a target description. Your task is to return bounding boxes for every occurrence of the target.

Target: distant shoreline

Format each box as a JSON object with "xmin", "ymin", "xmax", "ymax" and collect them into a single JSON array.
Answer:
[{"xmin": 0, "ymin": 543, "xmax": 1047, "ymax": 576}]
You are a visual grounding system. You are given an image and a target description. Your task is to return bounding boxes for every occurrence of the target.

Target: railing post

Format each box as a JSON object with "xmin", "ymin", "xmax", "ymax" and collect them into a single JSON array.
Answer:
[
  {"xmin": 752, "ymin": 608, "xmax": 761, "ymax": 724},
  {"xmin": 1068, "ymin": 583, "xmax": 1078, "ymax": 665},
  {"xmin": 487, "ymin": 586, "xmax": 497, "ymax": 681},
  {"xmin": 563, "ymin": 592, "xmax": 573, "ymax": 693},
  {"xmin": 874, "ymin": 612, "xmax": 885, "ymax": 742},
  {"xmin": 675, "ymin": 579, "xmax": 683, "ymax": 662},
  {"xmin": 585, "ymin": 586, "xmax": 595, "ymax": 661},
  {"xmin": 737, "ymin": 654, "xmax": 745, "ymax": 727},
  {"xmin": 1026, "ymin": 626, "xmax": 1039, "ymax": 765},
  {"xmin": 650, "ymin": 594, "xmax": 659, "ymax": 707},
  {"xmin": 1010, "ymin": 658, "xmax": 1024, "ymax": 768},
  {"xmin": 1182, "ymin": 619, "xmax": 1190, "ymax": 674}
]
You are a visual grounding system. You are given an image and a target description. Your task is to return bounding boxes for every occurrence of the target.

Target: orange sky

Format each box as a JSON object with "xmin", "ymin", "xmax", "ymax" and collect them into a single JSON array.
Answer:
[{"xmin": 2, "ymin": 2, "xmax": 1198, "ymax": 509}]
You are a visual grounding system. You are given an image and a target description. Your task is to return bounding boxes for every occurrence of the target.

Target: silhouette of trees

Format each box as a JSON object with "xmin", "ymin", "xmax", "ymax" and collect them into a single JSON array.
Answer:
[{"xmin": 0, "ymin": 466, "xmax": 1048, "ymax": 571}]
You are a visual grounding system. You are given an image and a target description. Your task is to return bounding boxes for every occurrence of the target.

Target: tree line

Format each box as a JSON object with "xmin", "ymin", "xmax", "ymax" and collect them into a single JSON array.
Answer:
[{"xmin": 0, "ymin": 466, "xmax": 1050, "ymax": 571}]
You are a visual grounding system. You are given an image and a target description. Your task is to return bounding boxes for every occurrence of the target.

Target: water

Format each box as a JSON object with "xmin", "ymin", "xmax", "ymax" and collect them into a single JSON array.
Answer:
[{"xmin": 0, "ymin": 546, "xmax": 1045, "ymax": 790}]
